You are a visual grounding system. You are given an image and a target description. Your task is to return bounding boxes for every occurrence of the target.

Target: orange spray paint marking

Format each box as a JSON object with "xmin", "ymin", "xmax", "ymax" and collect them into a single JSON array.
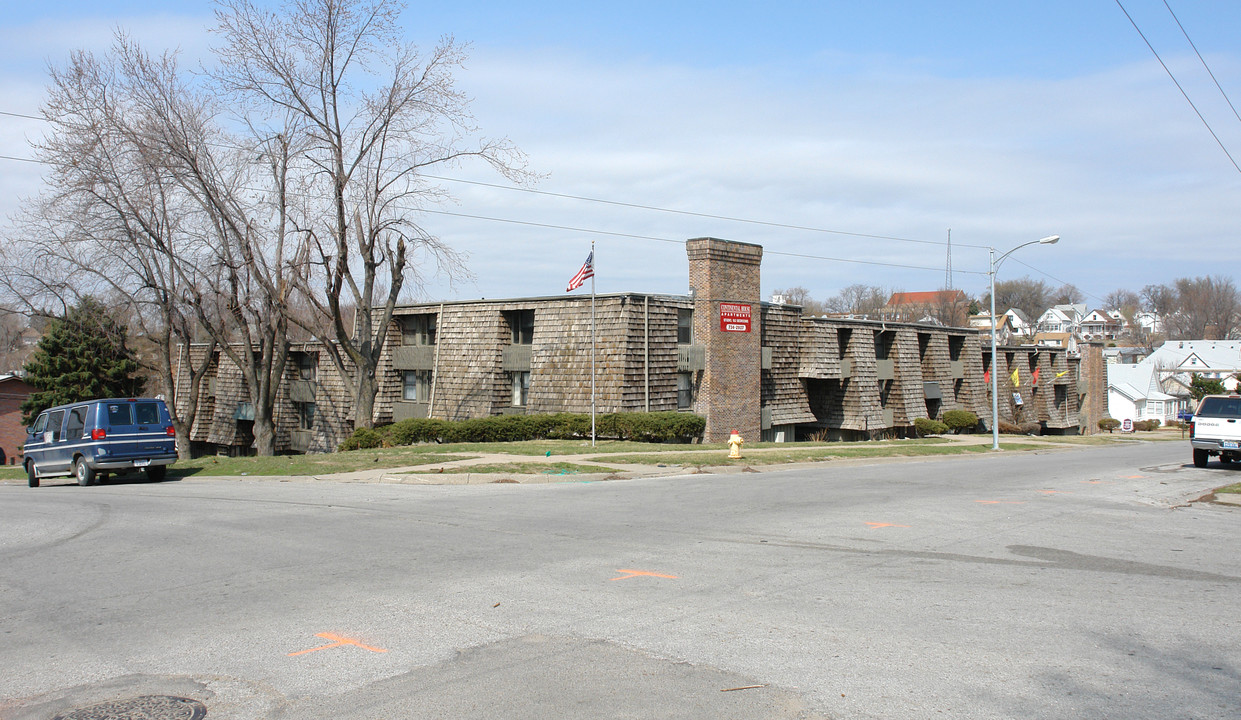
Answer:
[
  {"xmin": 288, "ymin": 632, "xmax": 388, "ymax": 657},
  {"xmin": 610, "ymin": 569, "xmax": 679, "ymax": 581},
  {"xmin": 865, "ymin": 522, "xmax": 910, "ymax": 529},
  {"xmin": 1125, "ymin": 475, "xmax": 1145, "ymax": 479}
]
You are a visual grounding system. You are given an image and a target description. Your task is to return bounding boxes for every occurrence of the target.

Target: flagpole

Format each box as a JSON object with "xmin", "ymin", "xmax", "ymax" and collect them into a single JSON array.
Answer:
[{"xmin": 590, "ymin": 241, "xmax": 596, "ymax": 448}]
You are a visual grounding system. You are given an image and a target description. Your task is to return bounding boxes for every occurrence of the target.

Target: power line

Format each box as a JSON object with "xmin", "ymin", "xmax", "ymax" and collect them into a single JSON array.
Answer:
[
  {"xmin": 423, "ymin": 208, "xmax": 986, "ymax": 275},
  {"xmin": 1163, "ymin": 0, "xmax": 1241, "ymax": 129},
  {"xmin": 0, "ymin": 105, "xmax": 981, "ymax": 251},
  {"xmin": 1115, "ymin": 0, "xmax": 1241, "ymax": 175},
  {"xmin": 0, "ymin": 144, "xmax": 976, "ymax": 277},
  {"xmin": 419, "ymin": 173, "xmax": 988, "ymax": 250}
]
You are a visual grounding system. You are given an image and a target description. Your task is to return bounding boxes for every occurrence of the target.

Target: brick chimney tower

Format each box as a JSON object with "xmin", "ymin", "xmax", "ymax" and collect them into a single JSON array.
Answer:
[{"xmin": 686, "ymin": 238, "xmax": 763, "ymax": 443}]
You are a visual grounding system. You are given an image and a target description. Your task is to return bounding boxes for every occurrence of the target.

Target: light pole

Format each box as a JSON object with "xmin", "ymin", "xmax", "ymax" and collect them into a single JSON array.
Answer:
[{"xmin": 990, "ymin": 235, "xmax": 1059, "ymax": 451}]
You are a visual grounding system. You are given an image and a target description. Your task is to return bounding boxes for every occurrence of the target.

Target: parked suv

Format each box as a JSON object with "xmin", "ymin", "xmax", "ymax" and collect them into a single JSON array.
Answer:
[
  {"xmin": 1189, "ymin": 394, "xmax": 1241, "ymax": 468},
  {"xmin": 23, "ymin": 398, "xmax": 177, "ymax": 487}
]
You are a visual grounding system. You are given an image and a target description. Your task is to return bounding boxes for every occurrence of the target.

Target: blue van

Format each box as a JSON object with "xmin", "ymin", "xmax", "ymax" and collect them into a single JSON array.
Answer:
[{"xmin": 24, "ymin": 398, "xmax": 177, "ymax": 487}]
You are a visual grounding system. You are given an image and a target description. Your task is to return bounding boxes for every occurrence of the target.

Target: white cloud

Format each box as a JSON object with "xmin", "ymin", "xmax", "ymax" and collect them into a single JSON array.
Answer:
[{"xmin": 3, "ymin": 22, "xmax": 1238, "ymax": 308}]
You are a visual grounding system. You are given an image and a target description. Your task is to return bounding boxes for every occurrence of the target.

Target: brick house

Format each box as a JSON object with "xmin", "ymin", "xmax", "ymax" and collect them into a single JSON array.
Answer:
[
  {"xmin": 0, "ymin": 374, "xmax": 36, "ymax": 465},
  {"xmin": 178, "ymin": 237, "xmax": 1081, "ymax": 453}
]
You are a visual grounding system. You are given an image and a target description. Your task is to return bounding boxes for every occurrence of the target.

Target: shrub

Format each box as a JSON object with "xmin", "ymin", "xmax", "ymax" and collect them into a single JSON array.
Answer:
[
  {"xmin": 942, "ymin": 409, "xmax": 980, "ymax": 434},
  {"xmin": 386, "ymin": 418, "xmax": 449, "ymax": 445},
  {"xmin": 914, "ymin": 417, "xmax": 949, "ymax": 437},
  {"xmin": 1146, "ymin": 418, "xmax": 1161, "ymax": 430},
  {"xmin": 1098, "ymin": 418, "xmax": 1121, "ymax": 433},
  {"xmin": 997, "ymin": 419, "xmax": 1023, "ymax": 435},
  {"xmin": 349, "ymin": 411, "xmax": 707, "ymax": 448},
  {"xmin": 339, "ymin": 427, "xmax": 383, "ymax": 451}
]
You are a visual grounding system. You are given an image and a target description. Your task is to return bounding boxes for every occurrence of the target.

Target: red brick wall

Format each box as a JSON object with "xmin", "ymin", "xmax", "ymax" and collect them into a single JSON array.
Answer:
[
  {"xmin": 0, "ymin": 378, "xmax": 36, "ymax": 465},
  {"xmin": 687, "ymin": 237, "xmax": 763, "ymax": 443}
]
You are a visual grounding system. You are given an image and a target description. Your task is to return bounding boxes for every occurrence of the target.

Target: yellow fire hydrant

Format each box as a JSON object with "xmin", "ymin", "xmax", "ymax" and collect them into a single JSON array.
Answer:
[{"xmin": 727, "ymin": 429, "xmax": 744, "ymax": 459}]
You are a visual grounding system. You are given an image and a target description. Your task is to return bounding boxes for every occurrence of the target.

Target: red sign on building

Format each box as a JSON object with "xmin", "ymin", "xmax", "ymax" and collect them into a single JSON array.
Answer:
[{"xmin": 719, "ymin": 303, "xmax": 752, "ymax": 333}]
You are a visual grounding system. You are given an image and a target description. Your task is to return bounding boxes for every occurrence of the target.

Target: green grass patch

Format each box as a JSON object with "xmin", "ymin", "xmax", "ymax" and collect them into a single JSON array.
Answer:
[
  {"xmin": 439, "ymin": 461, "xmax": 620, "ymax": 475},
  {"xmin": 168, "ymin": 449, "xmax": 476, "ymax": 477},
  {"xmin": 0, "ymin": 466, "xmax": 24, "ymax": 480},
  {"xmin": 603, "ymin": 441, "xmax": 1043, "ymax": 466},
  {"xmin": 1216, "ymin": 483, "xmax": 1241, "ymax": 495}
]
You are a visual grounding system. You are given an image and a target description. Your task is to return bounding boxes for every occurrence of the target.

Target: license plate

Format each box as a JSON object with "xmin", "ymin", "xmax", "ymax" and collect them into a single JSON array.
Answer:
[
  {"xmin": 1223, "ymin": 441, "xmax": 1239, "ymax": 450},
  {"xmin": 133, "ymin": 459, "xmax": 151, "ymax": 467}
]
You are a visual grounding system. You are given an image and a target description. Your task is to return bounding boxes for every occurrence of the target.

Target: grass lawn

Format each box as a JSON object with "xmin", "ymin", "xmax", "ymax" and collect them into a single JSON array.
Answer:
[
  {"xmin": 603, "ymin": 441, "xmax": 1046, "ymax": 467},
  {"xmin": 0, "ymin": 429, "xmax": 1184, "ymax": 481},
  {"xmin": 166, "ymin": 449, "xmax": 477, "ymax": 477},
  {"xmin": 1217, "ymin": 483, "xmax": 1241, "ymax": 495}
]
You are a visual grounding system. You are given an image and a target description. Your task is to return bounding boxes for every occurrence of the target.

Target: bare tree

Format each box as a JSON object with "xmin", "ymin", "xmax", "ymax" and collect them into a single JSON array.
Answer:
[
  {"xmin": 1050, "ymin": 283, "xmax": 1083, "ymax": 305},
  {"xmin": 210, "ymin": 0, "xmax": 532, "ymax": 429},
  {"xmin": 772, "ymin": 286, "xmax": 826, "ymax": 315},
  {"xmin": 825, "ymin": 284, "xmax": 890, "ymax": 317},
  {"xmin": 0, "ymin": 43, "xmax": 226, "ymax": 458},
  {"xmin": 983, "ymin": 277, "xmax": 1050, "ymax": 324},
  {"xmin": 1167, "ymin": 275, "xmax": 1239, "ymax": 340},
  {"xmin": 3, "ymin": 34, "xmax": 305, "ymax": 456}
]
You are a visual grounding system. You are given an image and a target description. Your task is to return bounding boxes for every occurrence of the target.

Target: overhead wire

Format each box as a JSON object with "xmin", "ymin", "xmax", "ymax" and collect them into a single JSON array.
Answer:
[
  {"xmin": 1115, "ymin": 0, "xmax": 1241, "ymax": 174},
  {"xmin": 1162, "ymin": 0, "xmax": 1241, "ymax": 128},
  {"xmin": 0, "ymin": 116, "xmax": 984, "ymax": 277}
]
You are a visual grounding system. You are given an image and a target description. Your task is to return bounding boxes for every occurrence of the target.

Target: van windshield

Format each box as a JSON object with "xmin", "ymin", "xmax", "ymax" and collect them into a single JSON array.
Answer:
[{"xmin": 1196, "ymin": 397, "xmax": 1241, "ymax": 418}]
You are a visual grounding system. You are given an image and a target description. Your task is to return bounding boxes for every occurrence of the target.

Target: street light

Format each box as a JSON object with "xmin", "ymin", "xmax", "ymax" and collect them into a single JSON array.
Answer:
[{"xmin": 990, "ymin": 235, "xmax": 1059, "ymax": 451}]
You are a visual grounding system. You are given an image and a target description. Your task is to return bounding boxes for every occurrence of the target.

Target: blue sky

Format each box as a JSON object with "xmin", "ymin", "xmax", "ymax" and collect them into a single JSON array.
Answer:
[{"xmin": 3, "ymin": 1, "xmax": 1241, "ymax": 308}]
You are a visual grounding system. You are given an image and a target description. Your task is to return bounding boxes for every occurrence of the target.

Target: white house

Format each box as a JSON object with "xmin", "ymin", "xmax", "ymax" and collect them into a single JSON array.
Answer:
[
  {"xmin": 1107, "ymin": 363, "xmax": 1187, "ymax": 424},
  {"xmin": 1079, "ymin": 309, "xmax": 1122, "ymax": 341},
  {"xmin": 1036, "ymin": 304, "xmax": 1086, "ymax": 335},
  {"xmin": 1106, "ymin": 340, "xmax": 1241, "ymax": 423}
]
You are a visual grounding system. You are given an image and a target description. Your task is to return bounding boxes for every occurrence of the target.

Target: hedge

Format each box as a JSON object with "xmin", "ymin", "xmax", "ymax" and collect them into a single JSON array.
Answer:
[
  {"xmin": 942, "ymin": 409, "xmax": 980, "ymax": 434},
  {"xmin": 1098, "ymin": 418, "xmax": 1121, "ymax": 433},
  {"xmin": 338, "ymin": 411, "xmax": 706, "ymax": 451},
  {"xmin": 914, "ymin": 417, "xmax": 949, "ymax": 437}
]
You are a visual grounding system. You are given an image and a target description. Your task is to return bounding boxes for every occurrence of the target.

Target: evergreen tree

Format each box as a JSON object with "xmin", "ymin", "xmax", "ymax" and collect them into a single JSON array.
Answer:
[
  {"xmin": 1189, "ymin": 373, "xmax": 1226, "ymax": 402},
  {"xmin": 20, "ymin": 297, "xmax": 144, "ymax": 424}
]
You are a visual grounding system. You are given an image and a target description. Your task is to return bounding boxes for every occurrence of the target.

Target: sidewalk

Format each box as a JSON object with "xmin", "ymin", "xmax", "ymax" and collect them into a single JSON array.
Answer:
[{"xmin": 253, "ymin": 432, "xmax": 1080, "ymax": 486}]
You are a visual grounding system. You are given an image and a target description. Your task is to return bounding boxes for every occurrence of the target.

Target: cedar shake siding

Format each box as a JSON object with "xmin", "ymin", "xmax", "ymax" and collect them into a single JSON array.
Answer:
[{"xmin": 178, "ymin": 238, "xmax": 1081, "ymax": 453}]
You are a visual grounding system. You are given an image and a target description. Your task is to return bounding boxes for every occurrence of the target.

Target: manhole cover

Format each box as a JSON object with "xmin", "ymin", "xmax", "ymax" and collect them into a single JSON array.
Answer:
[{"xmin": 53, "ymin": 695, "xmax": 207, "ymax": 720}]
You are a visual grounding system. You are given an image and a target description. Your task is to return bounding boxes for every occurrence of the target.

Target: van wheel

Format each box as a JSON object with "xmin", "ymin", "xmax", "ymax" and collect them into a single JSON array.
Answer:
[
  {"xmin": 26, "ymin": 461, "xmax": 38, "ymax": 488},
  {"xmin": 1193, "ymin": 448, "xmax": 1209, "ymax": 468},
  {"xmin": 146, "ymin": 466, "xmax": 166, "ymax": 482},
  {"xmin": 74, "ymin": 458, "xmax": 97, "ymax": 486}
]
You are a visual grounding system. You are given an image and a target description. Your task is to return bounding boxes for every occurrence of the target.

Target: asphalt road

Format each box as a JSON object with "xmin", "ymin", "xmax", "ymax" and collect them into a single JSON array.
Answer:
[{"xmin": 1, "ymin": 440, "xmax": 1238, "ymax": 719}]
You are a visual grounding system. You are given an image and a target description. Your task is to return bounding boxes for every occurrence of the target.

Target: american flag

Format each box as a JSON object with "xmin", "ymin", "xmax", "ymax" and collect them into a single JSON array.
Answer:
[{"xmin": 566, "ymin": 251, "xmax": 594, "ymax": 292}]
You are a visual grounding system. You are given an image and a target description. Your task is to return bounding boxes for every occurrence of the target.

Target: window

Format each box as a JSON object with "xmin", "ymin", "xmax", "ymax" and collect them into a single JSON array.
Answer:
[
  {"xmin": 677, "ymin": 309, "xmax": 693, "ymax": 344},
  {"xmin": 296, "ymin": 402, "xmax": 315, "ymax": 430},
  {"xmin": 31, "ymin": 413, "xmax": 48, "ymax": 434},
  {"xmin": 403, "ymin": 370, "xmax": 433, "ymax": 402},
  {"xmin": 506, "ymin": 310, "xmax": 535, "ymax": 345},
  {"xmin": 1054, "ymin": 385, "xmax": 1067, "ymax": 410},
  {"xmin": 677, "ymin": 372, "xmax": 694, "ymax": 409},
  {"xmin": 511, "ymin": 371, "xmax": 530, "ymax": 406},
  {"xmin": 293, "ymin": 352, "xmax": 318, "ymax": 380},
  {"xmin": 874, "ymin": 330, "xmax": 896, "ymax": 360},
  {"xmin": 108, "ymin": 403, "xmax": 133, "ymax": 426},
  {"xmin": 948, "ymin": 335, "xmax": 964, "ymax": 362},
  {"xmin": 402, "ymin": 314, "xmax": 437, "ymax": 346},
  {"xmin": 46, "ymin": 410, "xmax": 64, "ymax": 441},
  {"xmin": 878, "ymin": 379, "xmax": 893, "ymax": 408},
  {"xmin": 134, "ymin": 402, "xmax": 159, "ymax": 425},
  {"xmin": 66, "ymin": 408, "xmax": 87, "ymax": 439}
]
